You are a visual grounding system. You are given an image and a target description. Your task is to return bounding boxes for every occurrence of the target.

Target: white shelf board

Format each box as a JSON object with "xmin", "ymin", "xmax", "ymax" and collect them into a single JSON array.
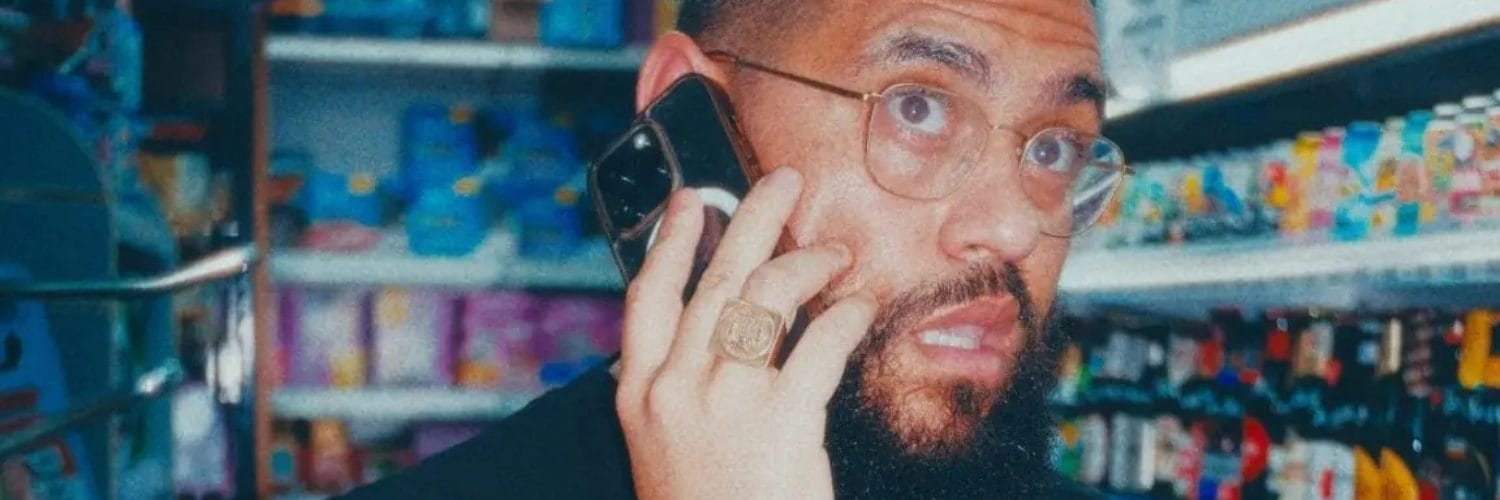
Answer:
[
  {"xmin": 1106, "ymin": 0, "xmax": 1500, "ymax": 120},
  {"xmin": 266, "ymin": 35, "xmax": 647, "ymax": 71},
  {"xmin": 272, "ymin": 387, "xmax": 540, "ymax": 421},
  {"xmin": 271, "ymin": 230, "xmax": 623, "ymax": 290},
  {"xmin": 1060, "ymin": 227, "xmax": 1500, "ymax": 315}
]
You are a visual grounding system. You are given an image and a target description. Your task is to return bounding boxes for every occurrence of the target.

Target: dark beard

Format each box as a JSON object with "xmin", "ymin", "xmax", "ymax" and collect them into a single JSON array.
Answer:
[{"xmin": 824, "ymin": 263, "xmax": 1070, "ymax": 500}]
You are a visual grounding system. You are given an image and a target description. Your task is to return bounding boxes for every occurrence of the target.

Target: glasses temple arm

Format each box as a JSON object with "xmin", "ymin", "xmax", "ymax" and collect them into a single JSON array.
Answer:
[{"xmin": 704, "ymin": 51, "xmax": 870, "ymax": 101}]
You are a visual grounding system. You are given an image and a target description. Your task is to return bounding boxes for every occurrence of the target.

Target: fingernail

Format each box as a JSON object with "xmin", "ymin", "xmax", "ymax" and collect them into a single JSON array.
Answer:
[{"xmin": 667, "ymin": 188, "xmax": 697, "ymax": 215}]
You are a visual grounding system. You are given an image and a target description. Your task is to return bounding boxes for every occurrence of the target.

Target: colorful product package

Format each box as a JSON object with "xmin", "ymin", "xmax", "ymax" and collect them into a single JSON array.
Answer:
[
  {"xmin": 1259, "ymin": 141, "xmax": 1294, "ymax": 237},
  {"xmin": 1332, "ymin": 122, "xmax": 1380, "ymax": 242},
  {"xmin": 458, "ymin": 291, "xmax": 542, "ymax": 390},
  {"xmin": 305, "ymin": 420, "xmax": 358, "ymax": 493},
  {"xmin": 1450, "ymin": 108, "xmax": 1487, "ymax": 225},
  {"xmin": 1395, "ymin": 111, "xmax": 1435, "ymax": 237},
  {"xmin": 533, "ymin": 296, "xmax": 623, "ymax": 387},
  {"xmin": 1283, "ymin": 132, "xmax": 1322, "ymax": 240},
  {"xmin": 539, "ymin": 0, "xmax": 625, "ymax": 48},
  {"xmin": 1308, "ymin": 127, "xmax": 1346, "ymax": 238},
  {"xmin": 538, "ymin": 296, "xmax": 623, "ymax": 359},
  {"xmin": 281, "ymin": 288, "xmax": 369, "ymax": 388},
  {"xmin": 1367, "ymin": 117, "xmax": 1404, "ymax": 238},
  {"xmin": 1425, "ymin": 104, "xmax": 1462, "ymax": 229},
  {"xmin": 370, "ymin": 288, "xmax": 457, "ymax": 386},
  {"xmin": 406, "ymin": 176, "xmax": 488, "ymax": 257},
  {"xmin": 1484, "ymin": 104, "xmax": 1500, "ymax": 219},
  {"xmin": 300, "ymin": 170, "xmax": 384, "ymax": 253},
  {"xmin": 401, "ymin": 103, "xmax": 480, "ymax": 202},
  {"xmin": 491, "ymin": 0, "xmax": 542, "ymax": 41},
  {"xmin": 413, "ymin": 425, "xmax": 485, "ymax": 462}
]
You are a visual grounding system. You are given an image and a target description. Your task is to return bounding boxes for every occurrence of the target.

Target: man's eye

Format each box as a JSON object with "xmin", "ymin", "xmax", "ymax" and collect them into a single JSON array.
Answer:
[
  {"xmin": 1026, "ymin": 134, "xmax": 1080, "ymax": 175},
  {"xmin": 885, "ymin": 89, "xmax": 949, "ymax": 136}
]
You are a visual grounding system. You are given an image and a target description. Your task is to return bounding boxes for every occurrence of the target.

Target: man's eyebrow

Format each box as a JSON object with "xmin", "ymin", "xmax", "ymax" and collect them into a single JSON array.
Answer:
[
  {"xmin": 876, "ymin": 33, "xmax": 993, "ymax": 89},
  {"xmin": 1061, "ymin": 74, "xmax": 1107, "ymax": 117}
]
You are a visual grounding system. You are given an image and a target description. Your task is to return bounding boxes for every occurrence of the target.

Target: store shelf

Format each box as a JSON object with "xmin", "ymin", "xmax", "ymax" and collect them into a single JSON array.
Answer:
[
  {"xmin": 1106, "ymin": 0, "xmax": 1497, "ymax": 121},
  {"xmin": 271, "ymin": 229, "xmax": 623, "ymax": 290},
  {"xmin": 265, "ymin": 35, "xmax": 646, "ymax": 71},
  {"xmin": 1059, "ymin": 228, "xmax": 1500, "ymax": 317},
  {"xmin": 271, "ymin": 387, "xmax": 539, "ymax": 421},
  {"xmin": 1105, "ymin": 0, "xmax": 1500, "ymax": 161}
]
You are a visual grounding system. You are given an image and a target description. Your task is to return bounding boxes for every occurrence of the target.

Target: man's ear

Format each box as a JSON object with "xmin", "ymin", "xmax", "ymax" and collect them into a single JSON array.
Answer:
[{"xmin": 635, "ymin": 32, "xmax": 732, "ymax": 112}]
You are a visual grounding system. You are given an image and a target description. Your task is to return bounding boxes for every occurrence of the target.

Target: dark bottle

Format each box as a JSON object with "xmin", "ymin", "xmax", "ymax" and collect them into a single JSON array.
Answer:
[
  {"xmin": 1436, "ymin": 387, "xmax": 1492, "ymax": 500},
  {"xmin": 1154, "ymin": 322, "xmax": 1201, "ymax": 499},
  {"xmin": 1192, "ymin": 310, "xmax": 1246, "ymax": 500},
  {"xmin": 1106, "ymin": 318, "xmax": 1158, "ymax": 498},
  {"xmin": 1376, "ymin": 315, "xmax": 1420, "ymax": 500},
  {"xmin": 1429, "ymin": 310, "xmax": 1494, "ymax": 500},
  {"xmin": 1404, "ymin": 310, "xmax": 1450, "ymax": 498}
]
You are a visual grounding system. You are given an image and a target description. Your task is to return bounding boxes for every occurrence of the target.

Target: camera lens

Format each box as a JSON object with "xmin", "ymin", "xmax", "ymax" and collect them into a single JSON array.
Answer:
[{"xmin": 597, "ymin": 125, "xmax": 673, "ymax": 233}]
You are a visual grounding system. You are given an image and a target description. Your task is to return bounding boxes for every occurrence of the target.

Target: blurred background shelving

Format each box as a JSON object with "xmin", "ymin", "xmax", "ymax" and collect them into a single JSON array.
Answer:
[{"xmin": 3, "ymin": 0, "xmax": 1498, "ymax": 498}]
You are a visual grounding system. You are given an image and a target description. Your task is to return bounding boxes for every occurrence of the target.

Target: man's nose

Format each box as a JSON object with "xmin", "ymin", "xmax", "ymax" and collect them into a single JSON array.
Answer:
[{"xmin": 936, "ymin": 158, "xmax": 1044, "ymax": 266}]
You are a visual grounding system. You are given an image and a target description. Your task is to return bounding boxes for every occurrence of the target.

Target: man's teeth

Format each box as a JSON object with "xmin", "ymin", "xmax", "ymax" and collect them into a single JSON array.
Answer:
[{"xmin": 919, "ymin": 327, "xmax": 983, "ymax": 350}]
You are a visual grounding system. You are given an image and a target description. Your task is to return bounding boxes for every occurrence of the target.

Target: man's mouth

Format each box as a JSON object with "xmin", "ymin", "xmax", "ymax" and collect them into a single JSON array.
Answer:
[{"xmin": 906, "ymin": 297, "xmax": 1021, "ymax": 384}]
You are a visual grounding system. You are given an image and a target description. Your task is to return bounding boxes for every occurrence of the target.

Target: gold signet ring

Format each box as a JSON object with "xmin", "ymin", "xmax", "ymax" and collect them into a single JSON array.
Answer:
[{"xmin": 710, "ymin": 298, "xmax": 787, "ymax": 368}]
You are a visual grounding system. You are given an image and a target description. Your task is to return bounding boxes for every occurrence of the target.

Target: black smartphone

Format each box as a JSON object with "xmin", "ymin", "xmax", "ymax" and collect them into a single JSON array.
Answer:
[{"xmin": 587, "ymin": 74, "xmax": 764, "ymax": 299}]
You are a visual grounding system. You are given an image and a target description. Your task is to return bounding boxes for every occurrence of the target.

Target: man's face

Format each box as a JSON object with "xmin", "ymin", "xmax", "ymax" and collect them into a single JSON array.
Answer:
[{"xmin": 721, "ymin": 0, "xmax": 1101, "ymax": 456}]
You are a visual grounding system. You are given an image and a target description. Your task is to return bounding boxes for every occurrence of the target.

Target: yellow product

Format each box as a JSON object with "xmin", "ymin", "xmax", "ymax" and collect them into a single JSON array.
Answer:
[
  {"xmin": 1474, "ymin": 309, "xmax": 1500, "ymax": 388},
  {"xmin": 1284, "ymin": 133, "xmax": 1322, "ymax": 236},
  {"xmin": 1379, "ymin": 448, "xmax": 1418, "ymax": 500},
  {"xmin": 1353, "ymin": 447, "xmax": 1382, "ymax": 500},
  {"xmin": 1458, "ymin": 309, "xmax": 1489, "ymax": 390}
]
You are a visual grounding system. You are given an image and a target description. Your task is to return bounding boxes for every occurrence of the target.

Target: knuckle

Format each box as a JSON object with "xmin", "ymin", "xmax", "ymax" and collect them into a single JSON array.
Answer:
[
  {"xmin": 643, "ymin": 382, "xmax": 685, "ymax": 419},
  {"xmin": 695, "ymin": 269, "xmax": 736, "ymax": 293},
  {"xmin": 742, "ymin": 263, "xmax": 790, "ymax": 296}
]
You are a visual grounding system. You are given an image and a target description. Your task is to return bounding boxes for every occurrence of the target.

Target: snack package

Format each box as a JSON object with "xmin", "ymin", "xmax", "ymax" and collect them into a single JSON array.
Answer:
[
  {"xmin": 458, "ymin": 292, "xmax": 542, "ymax": 390},
  {"xmin": 305, "ymin": 421, "xmax": 357, "ymax": 493},
  {"xmin": 1483, "ymin": 104, "xmax": 1500, "ymax": 219},
  {"xmin": 532, "ymin": 296, "xmax": 621, "ymax": 387},
  {"xmin": 1424, "ymin": 104, "xmax": 1462, "ymax": 229},
  {"xmin": 371, "ymin": 288, "xmax": 457, "ymax": 386},
  {"xmin": 1394, "ymin": 111, "xmax": 1434, "ymax": 237},
  {"xmin": 282, "ymin": 288, "xmax": 369, "ymax": 388}
]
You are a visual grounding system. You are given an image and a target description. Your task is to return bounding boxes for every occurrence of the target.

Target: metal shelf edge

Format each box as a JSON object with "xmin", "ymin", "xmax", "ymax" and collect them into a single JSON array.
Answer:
[{"xmin": 265, "ymin": 35, "xmax": 647, "ymax": 71}]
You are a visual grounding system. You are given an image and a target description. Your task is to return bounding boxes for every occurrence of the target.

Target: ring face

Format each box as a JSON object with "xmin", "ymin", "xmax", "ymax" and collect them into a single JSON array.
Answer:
[{"xmin": 712, "ymin": 299, "xmax": 786, "ymax": 367}]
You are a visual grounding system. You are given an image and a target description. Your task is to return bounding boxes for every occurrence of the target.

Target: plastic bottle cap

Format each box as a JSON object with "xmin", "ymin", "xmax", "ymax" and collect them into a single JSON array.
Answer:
[
  {"xmin": 1433, "ymin": 103, "xmax": 1463, "ymax": 117},
  {"xmin": 1461, "ymin": 95, "xmax": 1494, "ymax": 110},
  {"xmin": 348, "ymin": 174, "xmax": 376, "ymax": 195},
  {"xmin": 449, "ymin": 105, "xmax": 474, "ymax": 124},
  {"xmin": 454, "ymin": 177, "xmax": 481, "ymax": 196}
]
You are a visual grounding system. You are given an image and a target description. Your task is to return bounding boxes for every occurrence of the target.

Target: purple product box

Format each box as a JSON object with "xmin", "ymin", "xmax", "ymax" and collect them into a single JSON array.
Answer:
[
  {"xmin": 370, "ymin": 288, "xmax": 458, "ymax": 386},
  {"xmin": 538, "ymin": 296, "xmax": 624, "ymax": 361},
  {"xmin": 458, "ymin": 291, "xmax": 542, "ymax": 390},
  {"xmin": 280, "ymin": 287, "xmax": 371, "ymax": 388},
  {"xmin": 412, "ymin": 424, "xmax": 486, "ymax": 461}
]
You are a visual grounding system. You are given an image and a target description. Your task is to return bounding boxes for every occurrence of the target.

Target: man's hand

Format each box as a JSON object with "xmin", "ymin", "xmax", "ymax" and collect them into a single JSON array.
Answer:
[{"xmin": 614, "ymin": 167, "xmax": 878, "ymax": 499}]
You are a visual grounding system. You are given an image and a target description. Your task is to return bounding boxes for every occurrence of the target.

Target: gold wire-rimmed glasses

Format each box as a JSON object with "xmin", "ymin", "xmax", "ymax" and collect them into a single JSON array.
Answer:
[{"xmin": 705, "ymin": 50, "xmax": 1132, "ymax": 237}]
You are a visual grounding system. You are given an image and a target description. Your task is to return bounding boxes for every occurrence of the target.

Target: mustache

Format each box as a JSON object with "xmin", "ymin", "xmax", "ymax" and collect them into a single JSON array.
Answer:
[{"xmin": 854, "ymin": 262, "xmax": 1042, "ymax": 363}]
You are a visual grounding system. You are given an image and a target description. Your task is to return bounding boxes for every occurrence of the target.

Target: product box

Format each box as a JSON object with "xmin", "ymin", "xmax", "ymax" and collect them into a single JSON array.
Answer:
[
  {"xmin": 458, "ymin": 291, "xmax": 542, "ymax": 390},
  {"xmin": 305, "ymin": 420, "xmax": 358, "ymax": 493},
  {"xmin": 281, "ymin": 287, "xmax": 370, "ymax": 388},
  {"xmin": 538, "ymin": 295, "xmax": 623, "ymax": 360},
  {"xmin": 370, "ymin": 288, "xmax": 458, "ymax": 386},
  {"xmin": 490, "ymin": 0, "xmax": 541, "ymax": 41},
  {"xmin": 413, "ymin": 424, "xmax": 485, "ymax": 461}
]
